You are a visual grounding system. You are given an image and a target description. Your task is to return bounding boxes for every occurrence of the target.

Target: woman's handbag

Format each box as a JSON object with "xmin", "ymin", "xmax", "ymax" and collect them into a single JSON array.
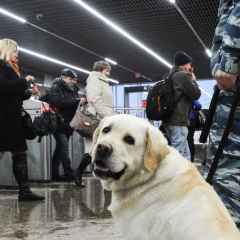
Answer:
[
  {"xmin": 21, "ymin": 109, "xmax": 36, "ymax": 140},
  {"xmin": 70, "ymin": 104, "xmax": 100, "ymax": 138}
]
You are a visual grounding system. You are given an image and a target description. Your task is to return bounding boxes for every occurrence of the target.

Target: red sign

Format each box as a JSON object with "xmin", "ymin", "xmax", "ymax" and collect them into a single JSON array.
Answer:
[{"xmin": 142, "ymin": 99, "xmax": 147, "ymax": 108}]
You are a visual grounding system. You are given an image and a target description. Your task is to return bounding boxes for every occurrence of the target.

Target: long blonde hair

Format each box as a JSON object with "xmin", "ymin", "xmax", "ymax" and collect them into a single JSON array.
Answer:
[{"xmin": 0, "ymin": 38, "xmax": 18, "ymax": 62}]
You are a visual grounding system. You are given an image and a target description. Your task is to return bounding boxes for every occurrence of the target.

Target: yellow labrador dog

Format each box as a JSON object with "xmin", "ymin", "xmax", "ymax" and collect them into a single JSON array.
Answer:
[{"xmin": 91, "ymin": 114, "xmax": 240, "ymax": 240}]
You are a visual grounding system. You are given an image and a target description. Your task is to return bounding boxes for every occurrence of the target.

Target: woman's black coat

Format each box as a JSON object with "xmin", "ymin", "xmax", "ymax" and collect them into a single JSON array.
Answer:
[{"xmin": 0, "ymin": 60, "xmax": 30, "ymax": 152}]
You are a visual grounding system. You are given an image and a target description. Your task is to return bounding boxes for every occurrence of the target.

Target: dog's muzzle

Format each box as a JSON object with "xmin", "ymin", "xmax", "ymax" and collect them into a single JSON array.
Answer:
[
  {"xmin": 93, "ymin": 143, "xmax": 126, "ymax": 180},
  {"xmin": 95, "ymin": 143, "xmax": 113, "ymax": 162}
]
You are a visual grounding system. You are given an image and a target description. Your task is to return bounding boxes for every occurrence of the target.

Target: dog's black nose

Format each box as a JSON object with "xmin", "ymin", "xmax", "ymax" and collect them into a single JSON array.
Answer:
[{"xmin": 96, "ymin": 143, "xmax": 113, "ymax": 158}]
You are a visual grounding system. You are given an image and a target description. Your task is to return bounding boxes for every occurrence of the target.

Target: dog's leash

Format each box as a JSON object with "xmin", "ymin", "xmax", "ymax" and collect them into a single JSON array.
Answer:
[{"xmin": 200, "ymin": 78, "xmax": 240, "ymax": 184}]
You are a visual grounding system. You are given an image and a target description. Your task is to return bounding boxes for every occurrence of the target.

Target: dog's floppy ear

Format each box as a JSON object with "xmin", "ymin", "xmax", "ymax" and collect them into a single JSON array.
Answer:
[{"xmin": 144, "ymin": 126, "xmax": 170, "ymax": 172}]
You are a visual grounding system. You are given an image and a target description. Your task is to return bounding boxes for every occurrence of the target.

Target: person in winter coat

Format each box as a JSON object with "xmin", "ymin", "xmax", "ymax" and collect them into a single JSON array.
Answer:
[
  {"xmin": 162, "ymin": 51, "xmax": 201, "ymax": 160},
  {"xmin": 74, "ymin": 60, "xmax": 114, "ymax": 187},
  {"xmin": 208, "ymin": 0, "xmax": 240, "ymax": 228},
  {"xmin": 44, "ymin": 68, "xmax": 80, "ymax": 181},
  {"xmin": 0, "ymin": 38, "xmax": 44, "ymax": 201}
]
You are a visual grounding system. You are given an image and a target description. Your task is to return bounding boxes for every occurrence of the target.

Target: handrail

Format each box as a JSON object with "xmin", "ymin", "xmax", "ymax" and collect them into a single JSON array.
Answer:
[{"xmin": 24, "ymin": 106, "xmax": 146, "ymax": 111}]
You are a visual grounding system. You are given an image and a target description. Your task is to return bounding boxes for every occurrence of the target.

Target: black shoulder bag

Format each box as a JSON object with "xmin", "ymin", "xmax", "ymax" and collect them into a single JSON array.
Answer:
[{"xmin": 21, "ymin": 109, "xmax": 36, "ymax": 140}]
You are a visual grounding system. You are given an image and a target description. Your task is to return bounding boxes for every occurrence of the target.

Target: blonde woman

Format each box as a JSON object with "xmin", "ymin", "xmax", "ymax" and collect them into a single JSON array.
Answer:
[
  {"xmin": 0, "ymin": 39, "xmax": 44, "ymax": 201},
  {"xmin": 74, "ymin": 61, "xmax": 114, "ymax": 187}
]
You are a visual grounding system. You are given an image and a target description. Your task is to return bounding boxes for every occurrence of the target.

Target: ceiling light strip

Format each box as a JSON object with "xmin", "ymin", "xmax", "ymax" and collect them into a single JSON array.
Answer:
[
  {"xmin": 105, "ymin": 57, "xmax": 117, "ymax": 65},
  {"xmin": 73, "ymin": 0, "xmax": 172, "ymax": 68},
  {"xmin": 19, "ymin": 47, "xmax": 90, "ymax": 74},
  {"xmin": 0, "ymin": 7, "xmax": 26, "ymax": 23},
  {"xmin": 19, "ymin": 47, "xmax": 119, "ymax": 84},
  {"xmin": 0, "ymin": 6, "xmax": 151, "ymax": 81}
]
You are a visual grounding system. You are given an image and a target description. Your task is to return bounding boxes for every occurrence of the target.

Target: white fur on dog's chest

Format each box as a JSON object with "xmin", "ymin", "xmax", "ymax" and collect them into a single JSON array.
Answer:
[
  {"xmin": 109, "ymin": 175, "xmax": 240, "ymax": 240},
  {"xmin": 109, "ymin": 183, "xmax": 185, "ymax": 240},
  {"xmin": 111, "ymin": 194, "xmax": 232, "ymax": 240}
]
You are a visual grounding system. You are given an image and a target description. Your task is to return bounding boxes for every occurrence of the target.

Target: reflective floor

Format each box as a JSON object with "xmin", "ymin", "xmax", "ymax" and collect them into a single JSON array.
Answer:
[{"xmin": 0, "ymin": 177, "xmax": 123, "ymax": 240}]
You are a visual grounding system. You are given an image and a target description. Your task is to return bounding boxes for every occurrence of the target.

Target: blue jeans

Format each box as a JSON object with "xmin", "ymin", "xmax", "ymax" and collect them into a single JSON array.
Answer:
[{"xmin": 164, "ymin": 125, "xmax": 191, "ymax": 160}]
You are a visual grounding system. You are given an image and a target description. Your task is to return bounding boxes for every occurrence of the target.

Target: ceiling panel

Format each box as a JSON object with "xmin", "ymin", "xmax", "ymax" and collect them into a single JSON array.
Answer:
[{"xmin": 0, "ymin": 0, "xmax": 219, "ymax": 83}]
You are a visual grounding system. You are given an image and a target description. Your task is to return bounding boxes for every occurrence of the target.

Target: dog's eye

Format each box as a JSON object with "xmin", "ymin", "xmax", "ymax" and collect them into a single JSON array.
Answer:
[
  {"xmin": 102, "ymin": 126, "xmax": 111, "ymax": 134},
  {"xmin": 123, "ymin": 135, "xmax": 135, "ymax": 145}
]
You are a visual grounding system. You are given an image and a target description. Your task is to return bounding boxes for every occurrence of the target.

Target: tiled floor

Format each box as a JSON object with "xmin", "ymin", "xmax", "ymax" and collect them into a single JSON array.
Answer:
[{"xmin": 0, "ymin": 178, "xmax": 123, "ymax": 240}]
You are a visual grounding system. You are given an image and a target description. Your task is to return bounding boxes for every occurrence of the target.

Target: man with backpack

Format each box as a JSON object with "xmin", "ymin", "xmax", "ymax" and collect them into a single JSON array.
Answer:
[{"xmin": 162, "ymin": 51, "xmax": 201, "ymax": 160}]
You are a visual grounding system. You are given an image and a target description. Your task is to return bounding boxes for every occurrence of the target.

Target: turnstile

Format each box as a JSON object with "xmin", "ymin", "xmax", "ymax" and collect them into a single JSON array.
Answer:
[{"xmin": 0, "ymin": 99, "xmax": 84, "ymax": 187}]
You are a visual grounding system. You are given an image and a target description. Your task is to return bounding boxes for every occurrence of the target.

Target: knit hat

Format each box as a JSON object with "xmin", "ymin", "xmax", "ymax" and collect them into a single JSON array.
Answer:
[
  {"xmin": 61, "ymin": 68, "xmax": 78, "ymax": 79},
  {"xmin": 174, "ymin": 51, "xmax": 192, "ymax": 66}
]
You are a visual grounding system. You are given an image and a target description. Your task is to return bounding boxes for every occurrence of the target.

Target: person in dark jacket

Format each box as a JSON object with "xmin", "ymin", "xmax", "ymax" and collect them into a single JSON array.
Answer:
[
  {"xmin": 0, "ymin": 38, "xmax": 44, "ymax": 201},
  {"xmin": 45, "ymin": 68, "xmax": 80, "ymax": 181},
  {"xmin": 163, "ymin": 51, "xmax": 201, "ymax": 160}
]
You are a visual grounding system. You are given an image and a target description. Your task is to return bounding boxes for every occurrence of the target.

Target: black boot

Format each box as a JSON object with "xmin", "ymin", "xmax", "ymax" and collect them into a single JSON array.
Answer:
[
  {"xmin": 12, "ymin": 152, "xmax": 45, "ymax": 202},
  {"xmin": 74, "ymin": 153, "xmax": 92, "ymax": 187}
]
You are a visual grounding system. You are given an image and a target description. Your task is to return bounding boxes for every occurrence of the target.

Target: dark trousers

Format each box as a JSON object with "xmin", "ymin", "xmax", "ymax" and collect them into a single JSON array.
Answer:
[
  {"xmin": 52, "ymin": 132, "xmax": 73, "ymax": 179},
  {"xmin": 187, "ymin": 126, "xmax": 195, "ymax": 162}
]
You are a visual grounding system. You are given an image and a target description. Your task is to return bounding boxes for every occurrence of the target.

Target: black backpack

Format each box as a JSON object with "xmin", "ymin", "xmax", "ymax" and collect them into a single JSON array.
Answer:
[{"xmin": 146, "ymin": 72, "xmax": 176, "ymax": 121}]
